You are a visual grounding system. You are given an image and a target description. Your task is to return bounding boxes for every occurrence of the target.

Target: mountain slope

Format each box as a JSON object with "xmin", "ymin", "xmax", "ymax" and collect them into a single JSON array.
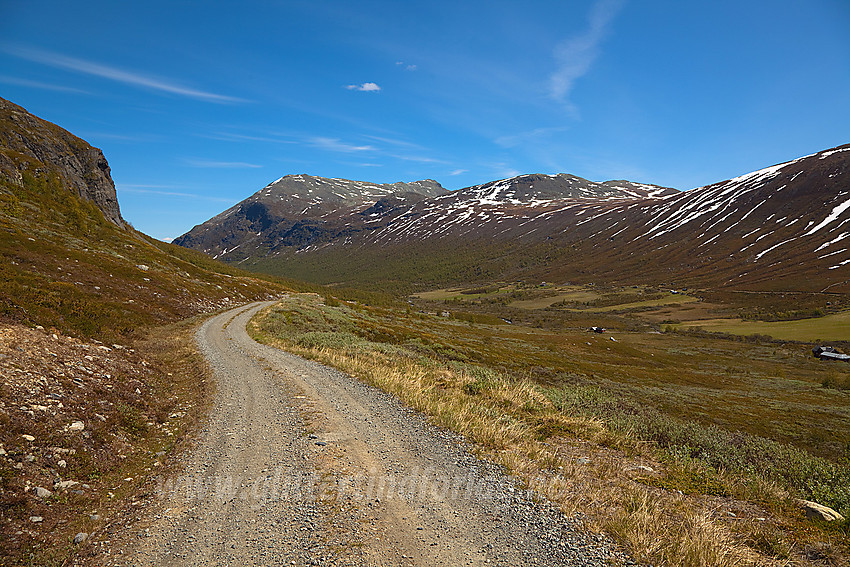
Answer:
[
  {"xmin": 178, "ymin": 146, "xmax": 850, "ymax": 293},
  {"xmin": 0, "ymin": 97, "xmax": 289, "ymax": 342},
  {"xmin": 174, "ymin": 174, "xmax": 448, "ymax": 260}
]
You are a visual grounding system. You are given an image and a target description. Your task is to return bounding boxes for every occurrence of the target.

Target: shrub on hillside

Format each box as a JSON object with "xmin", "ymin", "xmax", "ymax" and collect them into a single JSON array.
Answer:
[
  {"xmin": 296, "ymin": 331, "xmax": 364, "ymax": 350},
  {"xmin": 822, "ymin": 374, "xmax": 850, "ymax": 390},
  {"xmin": 548, "ymin": 384, "xmax": 850, "ymax": 516}
]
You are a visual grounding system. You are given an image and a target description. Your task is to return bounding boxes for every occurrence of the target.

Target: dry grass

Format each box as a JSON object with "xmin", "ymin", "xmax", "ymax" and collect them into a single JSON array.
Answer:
[
  {"xmin": 247, "ymin": 295, "xmax": 845, "ymax": 566},
  {"xmin": 608, "ymin": 488, "xmax": 748, "ymax": 567}
]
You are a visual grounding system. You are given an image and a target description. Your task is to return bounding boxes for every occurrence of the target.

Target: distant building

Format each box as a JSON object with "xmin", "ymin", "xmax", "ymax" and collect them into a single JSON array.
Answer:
[{"xmin": 813, "ymin": 346, "xmax": 850, "ymax": 361}]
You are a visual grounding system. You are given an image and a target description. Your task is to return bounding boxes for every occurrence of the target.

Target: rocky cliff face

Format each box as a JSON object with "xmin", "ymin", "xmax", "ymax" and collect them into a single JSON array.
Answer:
[{"xmin": 0, "ymin": 96, "xmax": 123, "ymax": 225}]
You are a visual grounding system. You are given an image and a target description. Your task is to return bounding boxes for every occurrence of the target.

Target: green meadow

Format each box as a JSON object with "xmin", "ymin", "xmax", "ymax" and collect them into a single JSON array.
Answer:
[{"xmin": 676, "ymin": 310, "xmax": 850, "ymax": 342}]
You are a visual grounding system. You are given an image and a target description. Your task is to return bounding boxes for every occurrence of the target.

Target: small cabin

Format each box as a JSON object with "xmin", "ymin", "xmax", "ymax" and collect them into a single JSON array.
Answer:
[{"xmin": 813, "ymin": 346, "xmax": 850, "ymax": 361}]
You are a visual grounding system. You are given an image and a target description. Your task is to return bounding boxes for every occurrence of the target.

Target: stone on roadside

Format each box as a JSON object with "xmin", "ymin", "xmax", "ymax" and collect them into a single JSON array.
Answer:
[
  {"xmin": 29, "ymin": 516, "xmax": 43, "ymax": 523},
  {"xmin": 54, "ymin": 480, "xmax": 79, "ymax": 490},
  {"xmin": 67, "ymin": 421, "xmax": 85, "ymax": 432},
  {"xmin": 34, "ymin": 486, "xmax": 52, "ymax": 498},
  {"xmin": 800, "ymin": 499, "xmax": 845, "ymax": 522},
  {"xmin": 21, "ymin": 434, "xmax": 35, "ymax": 442},
  {"xmin": 74, "ymin": 532, "xmax": 88, "ymax": 544}
]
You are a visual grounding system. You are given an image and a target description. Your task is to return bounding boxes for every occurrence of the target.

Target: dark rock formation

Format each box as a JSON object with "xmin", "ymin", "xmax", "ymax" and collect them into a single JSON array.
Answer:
[{"xmin": 0, "ymin": 96, "xmax": 124, "ymax": 226}]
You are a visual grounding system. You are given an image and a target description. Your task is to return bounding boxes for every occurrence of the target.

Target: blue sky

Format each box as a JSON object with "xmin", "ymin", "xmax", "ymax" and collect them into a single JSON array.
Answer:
[{"xmin": 1, "ymin": 0, "xmax": 849, "ymax": 241}]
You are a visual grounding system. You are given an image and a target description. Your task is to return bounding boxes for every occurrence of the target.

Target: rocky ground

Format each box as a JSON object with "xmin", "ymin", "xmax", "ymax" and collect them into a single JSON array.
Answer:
[{"xmin": 0, "ymin": 320, "xmax": 203, "ymax": 565}]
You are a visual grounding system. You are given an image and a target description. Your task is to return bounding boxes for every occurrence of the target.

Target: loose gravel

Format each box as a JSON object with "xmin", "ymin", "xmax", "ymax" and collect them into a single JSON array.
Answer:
[{"xmin": 116, "ymin": 302, "xmax": 636, "ymax": 566}]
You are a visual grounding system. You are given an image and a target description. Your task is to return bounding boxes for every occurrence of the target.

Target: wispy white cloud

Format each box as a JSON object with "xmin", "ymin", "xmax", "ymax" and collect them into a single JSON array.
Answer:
[
  {"xmin": 448, "ymin": 169, "xmax": 468, "ymax": 176},
  {"xmin": 309, "ymin": 137, "xmax": 375, "ymax": 153},
  {"xmin": 363, "ymin": 134, "xmax": 422, "ymax": 149},
  {"xmin": 117, "ymin": 185, "xmax": 235, "ymax": 202},
  {"xmin": 549, "ymin": 0, "xmax": 625, "ymax": 107},
  {"xmin": 0, "ymin": 74, "xmax": 88, "ymax": 94},
  {"xmin": 390, "ymin": 154, "xmax": 445, "ymax": 164},
  {"xmin": 365, "ymin": 136, "xmax": 446, "ymax": 162},
  {"xmin": 4, "ymin": 45, "xmax": 245, "ymax": 103},
  {"xmin": 184, "ymin": 159, "xmax": 263, "ymax": 168},
  {"xmin": 395, "ymin": 61, "xmax": 417, "ymax": 71},
  {"xmin": 208, "ymin": 132, "xmax": 297, "ymax": 144},
  {"xmin": 495, "ymin": 126, "xmax": 570, "ymax": 148},
  {"xmin": 308, "ymin": 134, "xmax": 443, "ymax": 163},
  {"xmin": 345, "ymin": 82, "xmax": 381, "ymax": 92}
]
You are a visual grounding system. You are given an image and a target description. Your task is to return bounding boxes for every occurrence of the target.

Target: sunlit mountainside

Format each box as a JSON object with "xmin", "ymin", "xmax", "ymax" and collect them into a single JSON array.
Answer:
[{"xmin": 176, "ymin": 145, "xmax": 850, "ymax": 294}]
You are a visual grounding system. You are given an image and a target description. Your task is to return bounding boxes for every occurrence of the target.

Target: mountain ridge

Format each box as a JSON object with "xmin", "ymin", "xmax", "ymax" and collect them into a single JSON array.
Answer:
[
  {"xmin": 174, "ymin": 171, "xmax": 678, "ymax": 259},
  {"xmin": 174, "ymin": 174, "xmax": 449, "ymax": 259},
  {"xmin": 176, "ymin": 144, "xmax": 850, "ymax": 293}
]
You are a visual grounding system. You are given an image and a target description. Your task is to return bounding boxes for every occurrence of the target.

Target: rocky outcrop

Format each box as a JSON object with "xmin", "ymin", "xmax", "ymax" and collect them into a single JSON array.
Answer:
[{"xmin": 0, "ymin": 96, "xmax": 124, "ymax": 225}]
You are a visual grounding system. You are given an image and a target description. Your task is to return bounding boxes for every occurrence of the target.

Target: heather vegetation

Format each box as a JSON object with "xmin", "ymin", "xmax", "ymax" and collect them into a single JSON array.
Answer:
[
  {"xmin": 548, "ymin": 385, "xmax": 849, "ymax": 512},
  {"xmin": 0, "ymin": 171, "xmax": 290, "ymax": 342},
  {"xmin": 252, "ymin": 293, "xmax": 849, "ymax": 566}
]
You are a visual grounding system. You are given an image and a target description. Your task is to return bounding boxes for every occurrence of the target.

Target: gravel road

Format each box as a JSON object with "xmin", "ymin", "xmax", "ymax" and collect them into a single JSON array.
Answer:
[{"xmin": 117, "ymin": 302, "xmax": 634, "ymax": 566}]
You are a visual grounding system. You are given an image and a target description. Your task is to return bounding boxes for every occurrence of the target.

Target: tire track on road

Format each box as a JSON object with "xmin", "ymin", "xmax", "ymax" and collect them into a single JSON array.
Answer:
[{"xmin": 117, "ymin": 302, "xmax": 633, "ymax": 566}]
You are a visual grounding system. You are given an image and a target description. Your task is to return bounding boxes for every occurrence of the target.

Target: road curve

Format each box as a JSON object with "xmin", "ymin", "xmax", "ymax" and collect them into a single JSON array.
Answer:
[{"xmin": 118, "ymin": 302, "xmax": 632, "ymax": 566}]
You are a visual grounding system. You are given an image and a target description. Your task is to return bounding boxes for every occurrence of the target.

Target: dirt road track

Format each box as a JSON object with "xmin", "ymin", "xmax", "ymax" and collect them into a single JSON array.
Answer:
[{"xmin": 116, "ymin": 302, "xmax": 633, "ymax": 566}]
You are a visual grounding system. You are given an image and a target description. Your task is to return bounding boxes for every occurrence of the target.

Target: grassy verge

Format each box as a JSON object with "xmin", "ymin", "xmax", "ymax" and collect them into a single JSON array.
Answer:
[{"xmin": 250, "ymin": 294, "xmax": 849, "ymax": 567}]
